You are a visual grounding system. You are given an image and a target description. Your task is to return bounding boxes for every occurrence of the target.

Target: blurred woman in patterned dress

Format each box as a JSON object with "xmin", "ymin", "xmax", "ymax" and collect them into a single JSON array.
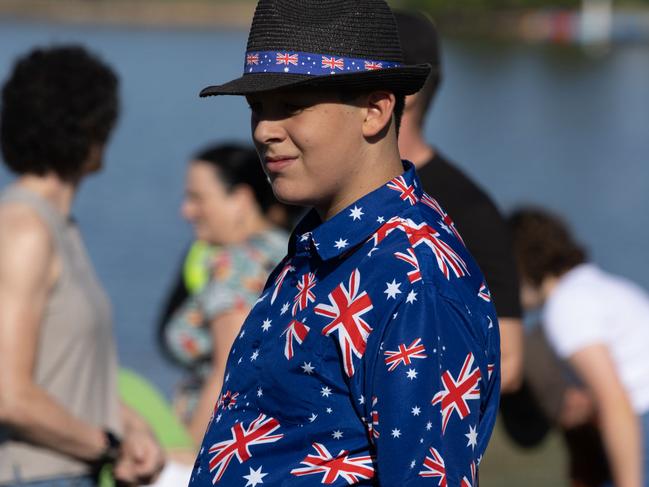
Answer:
[{"xmin": 160, "ymin": 144, "xmax": 293, "ymax": 445}]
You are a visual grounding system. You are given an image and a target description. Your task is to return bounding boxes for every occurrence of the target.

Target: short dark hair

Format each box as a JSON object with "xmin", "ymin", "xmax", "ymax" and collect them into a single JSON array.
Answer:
[
  {"xmin": 394, "ymin": 10, "xmax": 442, "ymax": 122},
  {"xmin": 1, "ymin": 45, "xmax": 119, "ymax": 182},
  {"xmin": 508, "ymin": 207, "xmax": 587, "ymax": 287}
]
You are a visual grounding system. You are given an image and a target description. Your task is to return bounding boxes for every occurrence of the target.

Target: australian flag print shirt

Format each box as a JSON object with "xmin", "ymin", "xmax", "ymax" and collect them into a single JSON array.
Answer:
[{"xmin": 189, "ymin": 161, "xmax": 500, "ymax": 486}]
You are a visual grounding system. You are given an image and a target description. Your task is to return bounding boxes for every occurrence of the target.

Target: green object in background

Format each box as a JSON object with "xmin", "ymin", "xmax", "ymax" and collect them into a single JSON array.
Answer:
[
  {"xmin": 118, "ymin": 368, "xmax": 194, "ymax": 450},
  {"xmin": 183, "ymin": 241, "xmax": 217, "ymax": 295}
]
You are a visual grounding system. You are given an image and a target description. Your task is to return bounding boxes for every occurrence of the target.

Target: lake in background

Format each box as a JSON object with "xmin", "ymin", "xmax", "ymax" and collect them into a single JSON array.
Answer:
[{"xmin": 1, "ymin": 21, "xmax": 647, "ymax": 398}]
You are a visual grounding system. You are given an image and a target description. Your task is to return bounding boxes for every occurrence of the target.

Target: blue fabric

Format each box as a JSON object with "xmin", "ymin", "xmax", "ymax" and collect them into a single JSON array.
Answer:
[
  {"xmin": 243, "ymin": 50, "xmax": 402, "ymax": 76},
  {"xmin": 6, "ymin": 475, "xmax": 95, "ymax": 487},
  {"xmin": 189, "ymin": 162, "xmax": 500, "ymax": 486}
]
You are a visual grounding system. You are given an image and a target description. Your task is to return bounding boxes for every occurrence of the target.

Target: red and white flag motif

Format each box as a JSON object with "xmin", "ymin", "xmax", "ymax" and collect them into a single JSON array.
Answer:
[
  {"xmin": 478, "ymin": 283, "xmax": 491, "ymax": 302},
  {"xmin": 488, "ymin": 363, "xmax": 495, "ymax": 379},
  {"xmin": 461, "ymin": 461, "xmax": 477, "ymax": 487},
  {"xmin": 217, "ymin": 390, "xmax": 239, "ymax": 411},
  {"xmin": 246, "ymin": 53, "xmax": 259, "ymax": 65},
  {"xmin": 383, "ymin": 338, "xmax": 428, "ymax": 372},
  {"xmin": 367, "ymin": 396, "xmax": 380, "ymax": 441},
  {"xmin": 419, "ymin": 447, "xmax": 447, "ymax": 486},
  {"xmin": 314, "ymin": 269, "xmax": 374, "ymax": 377},
  {"xmin": 322, "ymin": 56, "xmax": 345, "ymax": 70},
  {"xmin": 292, "ymin": 272, "xmax": 317, "ymax": 315},
  {"xmin": 401, "ymin": 220, "xmax": 469, "ymax": 279},
  {"xmin": 290, "ymin": 442, "xmax": 375, "ymax": 484},
  {"xmin": 281, "ymin": 319, "xmax": 310, "ymax": 360},
  {"xmin": 421, "ymin": 193, "xmax": 465, "ymax": 245},
  {"xmin": 394, "ymin": 248, "xmax": 422, "ymax": 283},
  {"xmin": 276, "ymin": 52, "xmax": 299, "ymax": 65},
  {"xmin": 208, "ymin": 414, "xmax": 283, "ymax": 482},
  {"xmin": 387, "ymin": 175, "xmax": 419, "ymax": 205},
  {"xmin": 364, "ymin": 61, "xmax": 383, "ymax": 71},
  {"xmin": 370, "ymin": 217, "xmax": 404, "ymax": 247},
  {"xmin": 271, "ymin": 261, "xmax": 295, "ymax": 304},
  {"xmin": 432, "ymin": 353, "xmax": 482, "ymax": 433}
]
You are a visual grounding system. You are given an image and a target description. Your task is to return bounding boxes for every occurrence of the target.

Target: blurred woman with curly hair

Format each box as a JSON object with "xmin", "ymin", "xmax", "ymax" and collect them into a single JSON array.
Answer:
[{"xmin": 0, "ymin": 45, "xmax": 163, "ymax": 486}]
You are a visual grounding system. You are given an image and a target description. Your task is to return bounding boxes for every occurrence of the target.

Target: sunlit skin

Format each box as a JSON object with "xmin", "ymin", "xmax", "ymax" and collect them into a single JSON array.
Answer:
[
  {"xmin": 247, "ymin": 89, "xmax": 403, "ymax": 221},
  {"xmin": 182, "ymin": 161, "xmax": 258, "ymax": 245}
]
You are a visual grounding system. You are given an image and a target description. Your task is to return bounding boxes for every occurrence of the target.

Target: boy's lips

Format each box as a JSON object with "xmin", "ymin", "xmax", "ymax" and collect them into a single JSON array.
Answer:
[{"xmin": 264, "ymin": 155, "xmax": 297, "ymax": 172}]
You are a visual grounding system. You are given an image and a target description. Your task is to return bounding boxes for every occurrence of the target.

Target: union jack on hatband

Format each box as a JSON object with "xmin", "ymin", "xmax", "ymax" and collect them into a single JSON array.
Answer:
[{"xmin": 242, "ymin": 50, "xmax": 402, "ymax": 76}]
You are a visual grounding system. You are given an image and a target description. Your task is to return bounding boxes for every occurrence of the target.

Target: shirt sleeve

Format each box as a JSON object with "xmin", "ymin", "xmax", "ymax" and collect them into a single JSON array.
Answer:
[
  {"xmin": 543, "ymin": 289, "xmax": 606, "ymax": 358},
  {"xmin": 363, "ymin": 285, "xmax": 499, "ymax": 486}
]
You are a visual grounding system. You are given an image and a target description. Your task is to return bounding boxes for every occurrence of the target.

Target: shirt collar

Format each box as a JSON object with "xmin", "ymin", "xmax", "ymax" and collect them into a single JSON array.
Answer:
[{"xmin": 289, "ymin": 160, "xmax": 423, "ymax": 261}]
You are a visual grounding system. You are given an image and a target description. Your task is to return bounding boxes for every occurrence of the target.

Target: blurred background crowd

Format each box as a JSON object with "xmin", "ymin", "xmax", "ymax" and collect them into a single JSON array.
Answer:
[{"xmin": 0, "ymin": 0, "xmax": 647, "ymax": 486}]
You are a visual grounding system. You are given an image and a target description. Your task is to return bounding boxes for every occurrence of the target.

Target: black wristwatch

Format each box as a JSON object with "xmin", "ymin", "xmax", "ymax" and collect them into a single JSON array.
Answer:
[{"xmin": 95, "ymin": 429, "xmax": 122, "ymax": 466}]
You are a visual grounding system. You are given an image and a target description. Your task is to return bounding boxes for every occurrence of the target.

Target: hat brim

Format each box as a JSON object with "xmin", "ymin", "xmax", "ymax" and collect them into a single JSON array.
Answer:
[{"xmin": 199, "ymin": 64, "xmax": 432, "ymax": 97}]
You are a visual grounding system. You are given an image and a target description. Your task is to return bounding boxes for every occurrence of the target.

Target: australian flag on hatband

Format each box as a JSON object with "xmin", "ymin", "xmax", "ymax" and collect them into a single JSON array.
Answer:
[{"xmin": 189, "ymin": 161, "xmax": 500, "ymax": 486}]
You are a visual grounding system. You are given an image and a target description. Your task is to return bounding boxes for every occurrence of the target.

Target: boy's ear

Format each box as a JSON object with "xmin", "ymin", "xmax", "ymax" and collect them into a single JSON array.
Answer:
[{"xmin": 361, "ymin": 90, "xmax": 395, "ymax": 138}]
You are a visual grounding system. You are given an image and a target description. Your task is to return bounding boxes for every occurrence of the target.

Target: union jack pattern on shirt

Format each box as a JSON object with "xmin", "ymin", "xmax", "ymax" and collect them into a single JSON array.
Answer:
[{"xmin": 189, "ymin": 161, "xmax": 500, "ymax": 486}]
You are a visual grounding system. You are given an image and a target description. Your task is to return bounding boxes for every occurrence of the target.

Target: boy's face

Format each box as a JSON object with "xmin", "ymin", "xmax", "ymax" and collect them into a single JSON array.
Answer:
[{"xmin": 247, "ymin": 89, "xmax": 366, "ymax": 211}]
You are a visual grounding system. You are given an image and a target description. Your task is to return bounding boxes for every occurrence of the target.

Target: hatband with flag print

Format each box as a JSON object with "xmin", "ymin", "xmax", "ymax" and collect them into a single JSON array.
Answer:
[{"xmin": 200, "ymin": 0, "xmax": 431, "ymax": 96}]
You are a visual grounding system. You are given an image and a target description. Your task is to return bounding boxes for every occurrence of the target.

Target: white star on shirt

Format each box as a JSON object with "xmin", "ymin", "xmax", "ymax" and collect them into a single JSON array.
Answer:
[
  {"xmin": 406, "ymin": 290, "xmax": 417, "ymax": 304},
  {"xmin": 301, "ymin": 362, "xmax": 315, "ymax": 374},
  {"xmin": 377, "ymin": 216, "xmax": 385, "ymax": 224},
  {"xmin": 426, "ymin": 421, "xmax": 433, "ymax": 431},
  {"xmin": 332, "ymin": 430, "xmax": 343, "ymax": 439},
  {"xmin": 466, "ymin": 424, "xmax": 478, "ymax": 449},
  {"xmin": 261, "ymin": 319, "xmax": 272, "ymax": 331},
  {"xmin": 215, "ymin": 413, "xmax": 222, "ymax": 423},
  {"xmin": 349, "ymin": 206, "xmax": 364, "ymax": 220},
  {"xmin": 320, "ymin": 386, "xmax": 332, "ymax": 398},
  {"xmin": 406, "ymin": 368, "xmax": 418, "ymax": 380},
  {"xmin": 243, "ymin": 466, "xmax": 268, "ymax": 487},
  {"xmin": 326, "ymin": 407, "xmax": 333, "ymax": 414},
  {"xmin": 239, "ymin": 329, "xmax": 246, "ymax": 339},
  {"xmin": 308, "ymin": 413, "xmax": 318, "ymax": 422},
  {"xmin": 238, "ymin": 357, "xmax": 243, "ymax": 364},
  {"xmin": 254, "ymin": 293, "xmax": 267, "ymax": 305},
  {"xmin": 358, "ymin": 395, "xmax": 365, "ymax": 405},
  {"xmin": 257, "ymin": 387, "xmax": 263, "ymax": 397},
  {"xmin": 411, "ymin": 406, "xmax": 421, "ymax": 416},
  {"xmin": 300, "ymin": 232, "xmax": 311, "ymax": 242},
  {"xmin": 391, "ymin": 428, "xmax": 401, "ymax": 438},
  {"xmin": 280, "ymin": 302, "xmax": 290, "ymax": 315},
  {"xmin": 410, "ymin": 460, "xmax": 416, "ymax": 469},
  {"xmin": 384, "ymin": 279, "xmax": 402, "ymax": 299},
  {"xmin": 440, "ymin": 221, "xmax": 453, "ymax": 235},
  {"xmin": 250, "ymin": 350, "xmax": 259, "ymax": 361},
  {"xmin": 224, "ymin": 372, "xmax": 230, "ymax": 383},
  {"xmin": 334, "ymin": 238, "xmax": 349, "ymax": 249}
]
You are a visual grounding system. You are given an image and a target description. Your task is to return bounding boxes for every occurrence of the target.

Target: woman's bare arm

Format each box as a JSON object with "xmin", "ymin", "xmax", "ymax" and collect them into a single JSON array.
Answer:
[
  {"xmin": 0, "ymin": 205, "xmax": 105, "ymax": 461},
  {"xmin": 569, "ymin": 344, "xmax": 641, "ymax": 487}
]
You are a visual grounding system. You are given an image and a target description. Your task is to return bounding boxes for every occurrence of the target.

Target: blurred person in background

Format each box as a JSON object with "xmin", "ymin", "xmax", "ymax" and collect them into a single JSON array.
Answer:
[
  {"xmin": 395, "ymin": 10, "xmax": 523, "ymax": 393},
  {"xmin": 0, "ymin": 45, "xmax": 163, "ymax": 486},
  {"xmin": 509, "ymin": 207, "xmax": 649, "ymax": 487},
  {"xmin": 160, "ymin": 143, "xmax": 289, "ymax": 446}
]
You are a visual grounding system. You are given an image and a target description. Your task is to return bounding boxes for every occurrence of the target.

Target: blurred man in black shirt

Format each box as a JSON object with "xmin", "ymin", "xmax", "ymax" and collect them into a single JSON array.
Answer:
[{"xmin": 395, "ymin": 11, "xmax": 523, "ymax": 392}]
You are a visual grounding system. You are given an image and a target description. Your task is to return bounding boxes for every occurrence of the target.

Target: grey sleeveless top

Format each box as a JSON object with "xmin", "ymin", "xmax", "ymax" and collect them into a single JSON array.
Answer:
[{"xmin": 0, "ymin": 186, "xmax": 121, "ymax": 484}]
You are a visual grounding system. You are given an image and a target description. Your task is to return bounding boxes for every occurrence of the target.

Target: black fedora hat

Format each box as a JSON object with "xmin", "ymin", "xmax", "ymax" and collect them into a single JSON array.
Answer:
[{"xmin": 200, "ymin": 0, "xmax": 431, "ymax": 97}]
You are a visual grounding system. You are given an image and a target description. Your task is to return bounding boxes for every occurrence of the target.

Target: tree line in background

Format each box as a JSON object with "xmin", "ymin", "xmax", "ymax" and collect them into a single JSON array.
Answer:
[{"xmin": 391, "ymin": 0, "xmax": 649, "ymax": 13}]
